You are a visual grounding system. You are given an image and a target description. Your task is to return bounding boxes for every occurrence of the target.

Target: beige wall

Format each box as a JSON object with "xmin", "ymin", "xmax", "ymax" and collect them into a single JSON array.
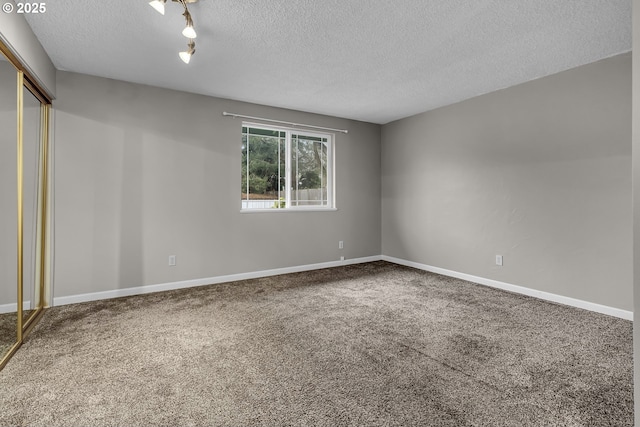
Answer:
[
  {"xmin": 382, "ymin": 53, "xmax": 632, "ymax": 311},
  {"xmin": 52, "ymin": 71, "xmax": 381, "ymax": 298}
]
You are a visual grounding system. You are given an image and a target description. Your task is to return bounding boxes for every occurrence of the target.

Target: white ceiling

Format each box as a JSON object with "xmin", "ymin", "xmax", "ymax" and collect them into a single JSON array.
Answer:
[{"xmin": 24, "ymin": 0, "xmax": 631, "ymax": 124}]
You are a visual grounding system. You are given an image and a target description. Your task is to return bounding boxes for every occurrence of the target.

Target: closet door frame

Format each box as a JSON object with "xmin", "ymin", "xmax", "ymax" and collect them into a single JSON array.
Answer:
[{"xmin": 0, "ymin": 41, "xmax": 52, "ymax": 371}]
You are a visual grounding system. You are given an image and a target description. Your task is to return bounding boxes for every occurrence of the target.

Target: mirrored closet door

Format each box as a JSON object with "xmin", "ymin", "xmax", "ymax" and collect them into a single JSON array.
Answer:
[
  {"xmin": 21, "ymin": 83, "xmax": 45, "ymax": 330},
  {"xmin": 0, "ymin": 52, "xmax": 18, "ymax": 364},
  {"xmin": 0, "ymin": 44, "xmax": 52, "ymax": 370}
]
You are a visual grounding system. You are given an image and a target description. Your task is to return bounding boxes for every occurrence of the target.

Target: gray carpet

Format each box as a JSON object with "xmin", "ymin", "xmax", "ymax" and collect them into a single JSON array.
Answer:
[
  {"xmin": 1, "ymin": 309, "xmax": 38, "ymax": 360},
  {"xmin": 0, "ymin": 261, "xmax": 633, "ymax": 426},
  {"xmin": 0, "ymin": 312, "xmax": 17, "ymax": 358}
]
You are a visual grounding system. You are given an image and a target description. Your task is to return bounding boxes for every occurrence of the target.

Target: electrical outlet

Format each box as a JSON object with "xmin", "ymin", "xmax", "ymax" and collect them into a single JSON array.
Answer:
[
  {"xmin": 495, "ymin": 255, "xmax": 503, "ymax": 266},
  {"xmin": 340, "ymin": 256, "xmax": 345, "ymax": 261},
  {"xmin": 339, "ymin": 241, "xmax": 344, "ymax": 249},
  {"xmin": 169, "ymin": 255, "xmax": 176, "ymax": 266}
]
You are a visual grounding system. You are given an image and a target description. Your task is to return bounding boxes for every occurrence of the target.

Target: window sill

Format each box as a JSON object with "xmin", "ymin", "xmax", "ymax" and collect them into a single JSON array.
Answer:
[{"xmin": 240, "ymin": 208, "xmax": 338, "ymax": 214}]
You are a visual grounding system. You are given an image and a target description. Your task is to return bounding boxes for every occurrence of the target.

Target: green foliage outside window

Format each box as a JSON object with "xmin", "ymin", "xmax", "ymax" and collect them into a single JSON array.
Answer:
[{"xmin": 242, "ymin": 125, "xmax": 330, "ymax": 209}]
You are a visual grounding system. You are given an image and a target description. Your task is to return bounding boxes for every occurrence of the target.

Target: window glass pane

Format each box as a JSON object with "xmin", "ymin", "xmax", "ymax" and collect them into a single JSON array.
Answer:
[
  {"xmin": 246, "ymin": 127, "xmax": 281, "ymax": 138},
  {"xmin": 291, "ymin": 134, "xmax": 328, "ymax": 207},
  {"xmin": 293, "ymin": 133, "xmax": 324, "ymax": 142},
  {"xmin": 241, "ymin": 128, "xmax": 285, "ymax": 209},
  {"xmin": 241, "ymin": 124, "xmax": 332, "ymax": 210}
]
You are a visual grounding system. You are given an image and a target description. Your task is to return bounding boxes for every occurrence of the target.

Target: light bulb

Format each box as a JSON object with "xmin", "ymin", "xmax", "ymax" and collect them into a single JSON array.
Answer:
[
  {"xmin": 148, "ymin": 0, "xmax": 166, "ymax": 15},
  {"xmin": 179, "ymin": 41, "xmax": 195, "ymax": 64},
  {"xmin": 182, "ymin": 25, "xmax": 197, "ymax": 39},
  {"xmin": 179, "ymin": 51, "xmax": 192, "ymax": 64}
]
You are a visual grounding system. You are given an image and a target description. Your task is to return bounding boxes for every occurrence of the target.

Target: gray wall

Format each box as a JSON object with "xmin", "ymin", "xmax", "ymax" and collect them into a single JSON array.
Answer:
[
  {"xmin": 52, "ymin": 71, "xmax": 381, "ymax": 298},
  {"xmin": 0, "ymin": 0, "xmax": 55, "ymax": 98},
  {"xmin": 382, "ymin": 53, "xmax": 632, "ymax": 311}
]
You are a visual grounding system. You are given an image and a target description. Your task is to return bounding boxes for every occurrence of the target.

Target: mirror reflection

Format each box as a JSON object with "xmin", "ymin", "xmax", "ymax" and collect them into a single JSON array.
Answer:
[
  {"xmin": 22, "ymin": 86, "xmax": 42, "ymax": 326},
  {"xmin": 0, "ymin": 53, "xmax": 18, "ymax": 359}
]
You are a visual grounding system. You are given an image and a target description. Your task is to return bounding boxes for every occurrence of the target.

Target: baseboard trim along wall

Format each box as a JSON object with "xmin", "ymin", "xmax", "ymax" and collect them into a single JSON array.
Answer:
[
  {"xmin": 53, "ymin": 256, "xmax": 383, "ymax": 307},
  {"xmin": 382, "ymin": 255, "xmax": 633, "ymax": 321},
  {"xmin": 0, "ymin": 301, "xmax": 33, "ymax": 314},
  {"xmin": 51, "ymin": 254, "xmax": 633, "ymax": 321}
]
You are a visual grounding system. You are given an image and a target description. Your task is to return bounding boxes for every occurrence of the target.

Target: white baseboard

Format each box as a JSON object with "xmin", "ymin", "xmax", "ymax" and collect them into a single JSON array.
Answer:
[
  {"xmin": 0, "ymin": 300, "xmax": 33, "ymax": 314},
  {"xmin": 53, "ymin": 255, "xmax": 383, "ymax": 307},
  {"xmin": 49, "ymin": 254, "xmax": 633, "ymax": 321},
  {"xmin": 382, "ymin": 255, "xmax": 633, "ymax": 321}
]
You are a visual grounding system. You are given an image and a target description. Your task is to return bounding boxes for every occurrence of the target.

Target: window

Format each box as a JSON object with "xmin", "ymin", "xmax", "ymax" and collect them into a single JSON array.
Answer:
[{"xmin": 241, "ymin": 124, "xmax": 333, "ymax": 210}]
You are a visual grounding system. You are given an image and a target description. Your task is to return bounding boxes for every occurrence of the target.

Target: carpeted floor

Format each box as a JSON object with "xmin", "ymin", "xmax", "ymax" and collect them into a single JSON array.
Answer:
[
  {"xmin": 1, "ymin": 309, "xmax": 38, "ymax": 360},
  {"xmin": 0, "ymin": 261, "xmax": 633, "ymax": 426},
  {"xmin": 0, "ymin": 312, "xmax": 17, "ymax": 358}
]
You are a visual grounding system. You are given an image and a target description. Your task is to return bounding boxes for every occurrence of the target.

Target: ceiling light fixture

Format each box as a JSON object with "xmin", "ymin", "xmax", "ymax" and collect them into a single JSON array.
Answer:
[
  {"xmin": 149, "ymin": 0, "xmax": 199, "ymax": 63},
  {"xmin": 148, "ymin": 0, "xmax": 167, "ymax": 15},
  {"xmin": 182, "ymin": 10, "xmax": 197, "ymax": 39},
  {"xmin": 179, "ymin": 40, "xmax": 196, "ymax": 64}
]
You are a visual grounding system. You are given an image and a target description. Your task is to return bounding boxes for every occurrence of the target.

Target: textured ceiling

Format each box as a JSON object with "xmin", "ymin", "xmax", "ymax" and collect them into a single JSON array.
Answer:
[{"xmin": 24, "ymin": 0, "xmax": 631, "ymax": 124}]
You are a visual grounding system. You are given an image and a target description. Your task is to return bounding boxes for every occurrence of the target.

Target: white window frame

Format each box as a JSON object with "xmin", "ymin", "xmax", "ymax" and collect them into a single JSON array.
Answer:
[{"xmin": 241, "ymin": 122, "xmax": 336, "ymax": 212}]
